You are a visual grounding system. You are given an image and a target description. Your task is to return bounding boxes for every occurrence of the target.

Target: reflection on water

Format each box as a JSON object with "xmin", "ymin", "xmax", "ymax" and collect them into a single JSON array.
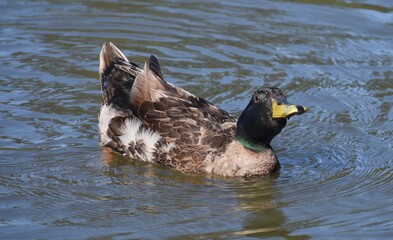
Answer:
[{"xmin": 0, "ymin": 0, "xmax": 393, "ymax": 239}]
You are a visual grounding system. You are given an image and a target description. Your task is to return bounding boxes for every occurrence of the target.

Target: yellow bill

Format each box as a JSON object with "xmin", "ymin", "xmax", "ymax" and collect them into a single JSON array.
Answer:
[{"xmin": 272, "ymin": 98, "xmax": 308, "ymax": 119}]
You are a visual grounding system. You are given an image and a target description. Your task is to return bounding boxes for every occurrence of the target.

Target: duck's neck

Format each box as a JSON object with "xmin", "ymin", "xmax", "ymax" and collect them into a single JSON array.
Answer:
[
  {"xmin": 235, "ymin": 116, "xmax": 276, "ymax": 153},
  {"xmin": 235, "ymin": 135, "xmax": 272, "ymax": 153}
]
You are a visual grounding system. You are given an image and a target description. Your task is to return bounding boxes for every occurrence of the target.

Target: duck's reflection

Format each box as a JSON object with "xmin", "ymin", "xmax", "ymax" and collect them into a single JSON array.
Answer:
[
  {"xmin": 100, "ymin": 148, "xmax": 310, "ymax": 239},
  {"xmin": 231, "ymin": 179, "xmax": 310, "ymax": 239}
]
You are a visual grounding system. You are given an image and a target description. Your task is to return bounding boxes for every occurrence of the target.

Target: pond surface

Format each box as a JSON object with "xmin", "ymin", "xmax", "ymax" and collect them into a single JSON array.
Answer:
[{"xmin": 1, "ymin": 0, "xmax": 393, "ymax": 239}]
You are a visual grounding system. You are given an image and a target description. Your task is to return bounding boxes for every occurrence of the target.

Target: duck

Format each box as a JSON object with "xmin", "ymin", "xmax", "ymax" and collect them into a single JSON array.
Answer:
[{"xmin": 98, "ymin": 42, "xmax": 307, "ymax": 177}]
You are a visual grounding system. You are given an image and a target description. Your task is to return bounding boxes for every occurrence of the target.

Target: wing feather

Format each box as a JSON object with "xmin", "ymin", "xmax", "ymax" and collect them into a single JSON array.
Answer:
[{"xmin": 101, "ymin": 48, "xmax": 237, "ymax": 172}]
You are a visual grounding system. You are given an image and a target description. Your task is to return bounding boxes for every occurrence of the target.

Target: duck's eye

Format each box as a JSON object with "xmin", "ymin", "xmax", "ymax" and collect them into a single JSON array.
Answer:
[{"xmin": 272, "ymin": 89, "xmax": 283, "ymax": 98}]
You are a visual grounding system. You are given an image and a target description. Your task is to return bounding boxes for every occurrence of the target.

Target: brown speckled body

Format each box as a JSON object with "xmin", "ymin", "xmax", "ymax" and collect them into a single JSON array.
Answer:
[{"xmin": 98, "ymin": 42, "xmax": 298, "ymax": 177}]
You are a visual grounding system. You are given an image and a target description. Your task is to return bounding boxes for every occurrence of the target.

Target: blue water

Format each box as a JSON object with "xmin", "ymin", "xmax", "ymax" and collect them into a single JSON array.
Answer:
[{"xmin": 1, "ymin": 0, "xmax": 393, "ymax": 239}]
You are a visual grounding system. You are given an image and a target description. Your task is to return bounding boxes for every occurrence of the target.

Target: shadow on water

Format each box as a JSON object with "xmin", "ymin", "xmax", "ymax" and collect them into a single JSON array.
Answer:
[{"xmin": 286, "ymin": 0, "xmax": 392, "ymax": 13}]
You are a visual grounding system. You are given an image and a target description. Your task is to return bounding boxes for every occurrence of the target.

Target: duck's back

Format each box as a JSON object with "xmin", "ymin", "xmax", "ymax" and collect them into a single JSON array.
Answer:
[{"xmin": 98, "ymin": 42, "xmax": 236, "ymax": 173}]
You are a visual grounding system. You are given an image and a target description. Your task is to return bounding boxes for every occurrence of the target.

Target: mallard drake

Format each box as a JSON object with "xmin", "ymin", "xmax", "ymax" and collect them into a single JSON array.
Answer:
[{"xmin": 98, "ymin": 42, "xmax": 307, "ymax": 177}]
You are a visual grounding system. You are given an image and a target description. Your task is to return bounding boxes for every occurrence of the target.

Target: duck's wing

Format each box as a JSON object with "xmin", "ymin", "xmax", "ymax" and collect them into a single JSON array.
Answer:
[
  {"xmin": 128, "ymin": 56, "xmax": 236, "ymax": 171},
  {"xmin": 131, "ymin": 55, "xmax": 235, "ymax": 124}
]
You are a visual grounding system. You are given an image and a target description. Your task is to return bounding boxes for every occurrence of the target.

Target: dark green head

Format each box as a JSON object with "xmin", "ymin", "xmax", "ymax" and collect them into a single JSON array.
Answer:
[{"xmin": 236, "ymin": 87, "xmax": 307, "ymax": 152}]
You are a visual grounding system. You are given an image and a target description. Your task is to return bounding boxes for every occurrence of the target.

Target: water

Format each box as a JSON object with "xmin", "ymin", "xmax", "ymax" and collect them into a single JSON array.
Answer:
[{"xmin": 1, "ymin": 0, "xmax": 392, "ymax": 239}]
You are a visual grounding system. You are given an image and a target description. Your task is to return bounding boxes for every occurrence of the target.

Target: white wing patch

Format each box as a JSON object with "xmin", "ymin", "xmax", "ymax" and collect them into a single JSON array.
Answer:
[
  {"xmin": 99, "ymin": 104, "xmax": 122, "ymax": 146},
  {"xmin": 99, "ymin": 104, "xmax": 174, "ymax": 163},
  {"xmin": 119, "ymin": 118, "xmax": 161, "ymax": 162}
]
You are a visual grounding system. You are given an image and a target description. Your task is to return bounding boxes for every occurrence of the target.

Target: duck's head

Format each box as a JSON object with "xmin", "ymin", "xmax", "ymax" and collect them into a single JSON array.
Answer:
[{"xmin": 236, "ymin": 87, "xmax": 307, "ymax": 152}]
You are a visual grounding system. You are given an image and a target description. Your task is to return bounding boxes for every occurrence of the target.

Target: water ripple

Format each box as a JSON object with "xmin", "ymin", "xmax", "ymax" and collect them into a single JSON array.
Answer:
[{"xmin": 1, "ymin": 0, "xmax": 393, "ymax": 239}]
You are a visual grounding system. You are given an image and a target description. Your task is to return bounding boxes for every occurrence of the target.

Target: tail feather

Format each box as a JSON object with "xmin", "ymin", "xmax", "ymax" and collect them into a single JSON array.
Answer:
[
  {"xmin": 99, "ymin": 42, "xmax": 129, "ymax": 76},
  {"xmin": 99, "ymin": 42, "xmax": 142, "ymax": 109},
  {"xmin": 149, "ymin": 55, "xmax": 164, "ymax": 81}
]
